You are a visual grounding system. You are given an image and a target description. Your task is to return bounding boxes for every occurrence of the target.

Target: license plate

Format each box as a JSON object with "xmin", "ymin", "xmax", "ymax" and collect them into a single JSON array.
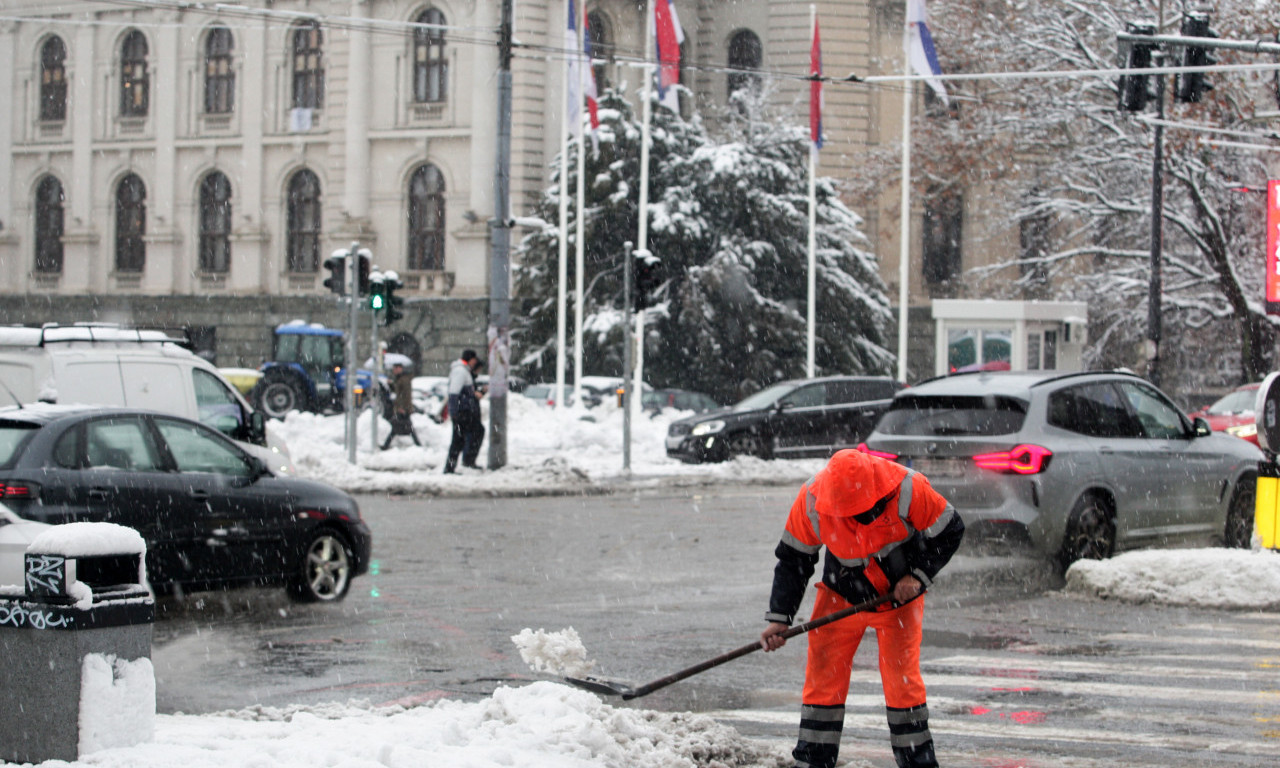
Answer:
[{"xmin": 907, "ymin": 457, "xmax": 965, "ymax": 478}]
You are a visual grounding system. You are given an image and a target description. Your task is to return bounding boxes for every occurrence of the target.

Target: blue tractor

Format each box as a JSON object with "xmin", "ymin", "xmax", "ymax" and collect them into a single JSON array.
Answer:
[{"xmin": 251, "ymin": 322, "xmax": 387, "ymax": 419}]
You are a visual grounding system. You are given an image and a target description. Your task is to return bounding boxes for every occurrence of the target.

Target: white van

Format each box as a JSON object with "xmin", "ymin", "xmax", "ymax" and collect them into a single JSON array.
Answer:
[{"xmin": 0, "ymin": 324, "xmax": 294, "ymax": 474}]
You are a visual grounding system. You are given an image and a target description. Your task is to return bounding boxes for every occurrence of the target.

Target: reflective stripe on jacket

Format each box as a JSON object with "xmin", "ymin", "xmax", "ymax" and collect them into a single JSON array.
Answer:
[{"xmin": 767, "ymin": 449, "xmax": 963, "ymax": 624}]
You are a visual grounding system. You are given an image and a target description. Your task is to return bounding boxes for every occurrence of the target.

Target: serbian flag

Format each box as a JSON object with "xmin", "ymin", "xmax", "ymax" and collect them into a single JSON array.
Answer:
[
  {"xmin": 582, "ymin": 5, "xmax": 600, "ymax": 148},
  {"xmin": 906, "ymin": 0, "xmax": 948, "ymax": 105},
  {"xmin": 654, "ymin": 0, "xmax": 684, "ymax": 111},
  {"xmin": 810, "ymin": 16, "xmax": 823, "ymax": 153}
]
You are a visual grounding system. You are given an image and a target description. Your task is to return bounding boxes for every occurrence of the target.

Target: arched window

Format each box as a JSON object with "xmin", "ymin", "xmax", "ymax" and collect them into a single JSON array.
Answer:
[
  {"xmin": 120, "ymin": 30, "xmax": 149, "ymax": 117},
  {"xmin": 287, "ymin": 169, "xmax": 322, "ymax": 272},
  {"xmin": 40, "ymin": 37, "xmax": 67, "ymax": 122},
  {"xmin": 727, "ymin": 29, "xmax": 762, "ymax": 99},
  {"xmin": 413, "ymin": 8, "xmax": 447, "ymax": 103},
  {"xmin": 115, "ymin": 174, "xmax": 147, "ymax": 273},
  {"xmin": 34, "ymin": 176, "xmax": 65, "ymax": 274},
  {"xmin": 407, "ymin": 164, "xmax": 445, "ymax": 271},
  {"xmin": 586, "ymin": 11, "xmax": 612, "ymax": 91},
  {"xmin": 291, "ymin": 22, "xmax": 324, "ymax": 109},
  {"xmin": 199, "ymin": 172, "xmax": 233, "ymax": 273},
  {"xmin": 204, "ymin": 27, "xmax": 235, "ymax": 114}
]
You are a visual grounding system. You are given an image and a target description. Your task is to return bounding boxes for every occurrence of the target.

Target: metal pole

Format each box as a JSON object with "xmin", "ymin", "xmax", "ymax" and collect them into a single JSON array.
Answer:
[
  {"xmin": 345, "ymin": 241, "xmax": 359, "ymax": 464},
  {"xmin": 488, "ymin": 0, "xmax": 513, "ymax": 470},
  {"xmin": 806, "ymin": 3, "xmax": 817, "ymax": 379},
  {"xmin": 1148, "ymin": 55, "xmax": 1165, "ymax": 387},
  {"xmin": 623, "ymin": 240, "xmax": 634, "ymax": 472},
  {"xmin": 370, "ymin": 304, "xmax": 380, "ymax": 453},
  {"xmin": 896, "ymin": 22, "xmax": 914, "ymax": 384}
]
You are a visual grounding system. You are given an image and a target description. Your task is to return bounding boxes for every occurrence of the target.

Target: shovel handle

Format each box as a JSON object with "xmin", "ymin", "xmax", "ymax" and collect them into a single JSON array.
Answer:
[{"xmin": 623, "ymin": 592, "xmax": 893, "ymax": 699}]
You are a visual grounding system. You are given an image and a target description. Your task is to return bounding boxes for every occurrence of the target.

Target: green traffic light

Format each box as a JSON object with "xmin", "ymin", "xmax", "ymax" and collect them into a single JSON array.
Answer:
[{"xmin": 371, "ymin": 294, "xmax": 385, "ymax": 310}]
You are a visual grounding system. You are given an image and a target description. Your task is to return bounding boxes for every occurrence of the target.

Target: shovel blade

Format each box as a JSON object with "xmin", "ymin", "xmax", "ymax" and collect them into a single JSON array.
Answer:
[{"xmin": 563, "ymin": 675, "xmax": 637, "ymax": 698}]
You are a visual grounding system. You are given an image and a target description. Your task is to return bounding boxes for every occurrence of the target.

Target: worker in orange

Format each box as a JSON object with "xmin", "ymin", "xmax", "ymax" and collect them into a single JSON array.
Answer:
[{"xmin": 760, "ymin": 448, "xmax": 964, "ymax": 768}]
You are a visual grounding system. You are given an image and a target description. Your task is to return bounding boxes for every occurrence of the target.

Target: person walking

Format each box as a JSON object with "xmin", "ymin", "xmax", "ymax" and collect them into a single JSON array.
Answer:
[
  {"xmin": 443, "ymin": 349, "xmax": 485, "ymax": 473},
  {"xmin": 760, "ymin": 448, "xmax": 965, "ymax": 768},
  {"xmin": 380, "ymin": 361, "xmax": 420, "ymax": 450}
]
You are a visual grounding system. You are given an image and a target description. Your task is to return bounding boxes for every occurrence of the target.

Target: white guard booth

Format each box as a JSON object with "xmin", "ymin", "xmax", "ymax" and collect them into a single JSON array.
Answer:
[{"xmin": 931, "ymin": 300, "xmax": 1088, "ymax": 377}]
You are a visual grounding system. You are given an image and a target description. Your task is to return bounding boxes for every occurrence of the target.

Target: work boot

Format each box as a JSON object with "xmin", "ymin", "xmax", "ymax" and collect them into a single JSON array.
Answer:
[
  {"xmin": 887, "ymin": 703, "xmax": 938, "ymax": 768},
  {"xmin": 792, "ymin": 703, "xmax": 843, "ymax": 768}
]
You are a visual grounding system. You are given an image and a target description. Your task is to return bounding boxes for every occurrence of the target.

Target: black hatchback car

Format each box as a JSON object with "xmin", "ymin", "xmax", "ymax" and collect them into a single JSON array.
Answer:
[
  {"xmin": 665, "ymin": 376, "xmax": 903, "ymax": 463},
  {"xmin": 0, "ymin": 405, "xmax": 371, "ymax": 602}
]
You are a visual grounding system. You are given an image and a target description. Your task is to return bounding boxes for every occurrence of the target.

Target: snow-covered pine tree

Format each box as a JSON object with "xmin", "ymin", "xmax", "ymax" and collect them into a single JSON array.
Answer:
[{"xmin": 513, "ymin": 88, "xmax": 893, "ymax": 404}]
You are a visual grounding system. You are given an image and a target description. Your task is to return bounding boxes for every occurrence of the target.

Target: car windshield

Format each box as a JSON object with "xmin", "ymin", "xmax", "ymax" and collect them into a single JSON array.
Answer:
[
  {"xmin": 1208, "ymin": 388, "xmax": 1256, "ymax": 415},
  {"xmin": 0, "ymin": 422, "xmax": 39, "ymax": 469},
  {"xmin": 876, "ymin": 394, "xmax": 1028, "ymax": 437},
  {"xmin": 733, "ymin": 383, "xmax": 795, "ymax": 411}
]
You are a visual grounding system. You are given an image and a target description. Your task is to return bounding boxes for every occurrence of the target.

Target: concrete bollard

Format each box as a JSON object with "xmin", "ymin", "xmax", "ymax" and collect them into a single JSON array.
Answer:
[{"xmin": 0, "ymin": 523, "xmax": 154, "ymax": 764}]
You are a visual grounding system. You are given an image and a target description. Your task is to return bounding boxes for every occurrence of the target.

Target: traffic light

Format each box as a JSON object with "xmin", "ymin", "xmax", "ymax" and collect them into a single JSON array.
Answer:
[
  {"xmin": 323, "ymin": 250, "xmax": 348, "ymax": 295},
  {"xmin": 1118, "ymin": 23, "xmax": 1157, "ymax": 112},
  {"xmin": 1176, "ymin": 14, "xmax": 1217, "ymax": 104},
  {"xmin": 355, "ymin": 248, "xmax": 372, "ymax": 297},
  {"xmin": 633, "ymin": 250, "xmax": 664, "ymax": 310},
  {"xmin": 382, "ymin": 270, "xmax": 405, "ymax": 325},
  {"xmin": 369, "ymin": 272, "xmax": 386, "ymax": 311}
]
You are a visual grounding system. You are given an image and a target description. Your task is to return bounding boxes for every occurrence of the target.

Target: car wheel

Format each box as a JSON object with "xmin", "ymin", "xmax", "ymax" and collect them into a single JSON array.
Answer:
[
  {"xmin": 1058, "ymin": 493, "xmax": 1115, "ymax": 569},
  {"xmin": 288, "ymin": 529, "xmax": 353, "ymax": 603},
  {"xmin": 256, "ymin": 370, "xmax": 311, "ymax": 419},
  {"xmin": 727, "ymin": 430, "xmax": 770, "ymax": 460},
  {"xmin": 1223, "ymin": 475, "xmax": 1256, "ymax": 549}
]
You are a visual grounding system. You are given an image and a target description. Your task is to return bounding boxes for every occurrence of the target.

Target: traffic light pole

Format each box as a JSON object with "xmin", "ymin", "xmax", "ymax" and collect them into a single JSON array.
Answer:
[
  {"xmin": 1147, "ymin": 60, "xmax": 1165, "ymax": 387},
  {"xmin": 370, "ymin": 305, "xmax": 380, "ymax": 453},
  {"xmin": 345, "ymin": 242, "xmax": 360, "ymax": 463},
  {"xmin": 487, "ymin": 0, "xmax": 513, "ymax": 471}
]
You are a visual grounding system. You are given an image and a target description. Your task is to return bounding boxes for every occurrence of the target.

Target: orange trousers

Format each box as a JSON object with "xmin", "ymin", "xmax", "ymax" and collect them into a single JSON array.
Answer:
[{"xmin": 802, "ymin": 583, "xmax": 927, "ymax": 709}]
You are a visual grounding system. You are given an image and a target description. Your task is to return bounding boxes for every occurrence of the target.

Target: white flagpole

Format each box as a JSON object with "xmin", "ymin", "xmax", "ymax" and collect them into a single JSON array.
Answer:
[
  {"xmin": 806, "ymin": 4, "xmax": 817, "ymax": 380},
  {"xmin": 634, "ymin": 0, "xmax": 654, "ymax": 425},
  {"xmin": 897, "ymin": 21, "xmax": 913, "ymax": 385},
  {"xmin": 555, "ymin": 2, "xmax": 572, "ymax": 410},
  {"xmin": 573, "ymin": 5, "xmax": 587, "ymax": 406}
]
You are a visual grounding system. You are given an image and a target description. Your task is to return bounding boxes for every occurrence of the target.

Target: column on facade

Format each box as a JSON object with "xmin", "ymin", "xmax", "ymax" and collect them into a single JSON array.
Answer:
[
  {"xmin": 150, "ymin": 12, "xmax": 180, "ymax": 293},
  {"xmin": 237, "ymin": 16, "xmax": 268, "ymax": 293},
  {"xmin": 343, "ymin": 0, "xmax": 371, "ymax": 223},
  {"xmin": 64, "ymin": 15, "xmax": 97, "ymax": 293},
  {"xmin": 0, "ymin": 22, "xmax": 17, "ymax": 287}
]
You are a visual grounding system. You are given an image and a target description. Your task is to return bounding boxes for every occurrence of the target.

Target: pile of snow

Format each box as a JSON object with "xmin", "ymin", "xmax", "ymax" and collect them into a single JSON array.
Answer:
[
  {"xmin": 58, "ymin": 682, "xmax": 789, "ymax": 768},
  {"xmin": 511, "ymin": 627, "xmax": 596, "ymax": 678},
  {"xmin": 270, "ymin": 395, "xmax": 824, "ymax": 495},
  {"xmin": 1064, "ymin": 548, "xmax": 1280, "ymax": 609},
  {"xmin": 79, "ymin": 654, "xmax": 155, "ymax": 755}
]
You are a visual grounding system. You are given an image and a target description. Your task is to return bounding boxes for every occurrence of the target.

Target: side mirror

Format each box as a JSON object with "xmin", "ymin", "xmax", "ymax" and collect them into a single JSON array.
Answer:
[
  {"xmin": 1192, "ymin": 416, "xmax": 1212, "ymax": 438},
  {"xmin": 249, "ymin": 411, "xmax": 267, "ymax": 445}
]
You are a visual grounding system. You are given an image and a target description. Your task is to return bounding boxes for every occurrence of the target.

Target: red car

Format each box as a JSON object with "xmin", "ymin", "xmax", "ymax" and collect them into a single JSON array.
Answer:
[{"xmin": 1189, "ymin": 382, "xmax": 1261, "ymax": 445}]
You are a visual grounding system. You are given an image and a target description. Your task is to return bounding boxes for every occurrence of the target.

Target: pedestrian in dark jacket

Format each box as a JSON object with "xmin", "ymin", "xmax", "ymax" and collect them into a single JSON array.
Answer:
[
  {"xmin": 443, "ymin": 349, "xmax": 485, "ymax": 473},
  {"xmin": 760, "ymin": 448, "xmax": 964, "ymax": 768},
  {"xmin": 381, "ymin": 362, "xmax": 419, "ymax": 450}
]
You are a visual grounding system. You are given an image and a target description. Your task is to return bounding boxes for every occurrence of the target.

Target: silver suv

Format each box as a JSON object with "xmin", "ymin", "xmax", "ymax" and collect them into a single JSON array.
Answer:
[{"xmin": 860, "ymin": 370, "xmax": 1261, "ymax": 566}]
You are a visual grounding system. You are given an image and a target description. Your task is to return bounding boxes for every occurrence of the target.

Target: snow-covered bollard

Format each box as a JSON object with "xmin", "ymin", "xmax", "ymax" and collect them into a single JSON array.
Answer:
[{"xmin": 0, "ymin": 523, "xmax": 154, "ymax": 764}]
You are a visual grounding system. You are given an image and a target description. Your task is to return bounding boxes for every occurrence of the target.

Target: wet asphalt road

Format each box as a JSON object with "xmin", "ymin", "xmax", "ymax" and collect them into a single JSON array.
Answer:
[{"xmin": 149, "ymin": 487, "xmax": 1280, "ymax": 767}]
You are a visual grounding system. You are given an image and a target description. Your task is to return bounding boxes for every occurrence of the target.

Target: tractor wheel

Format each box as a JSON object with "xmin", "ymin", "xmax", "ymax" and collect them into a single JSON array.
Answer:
[{"xmin": 255, "ymin": 369, "xmax": 312, "ymax": 419}]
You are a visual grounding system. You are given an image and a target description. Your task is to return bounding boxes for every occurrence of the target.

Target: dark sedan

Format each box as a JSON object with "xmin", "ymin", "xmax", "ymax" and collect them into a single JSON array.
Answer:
[
  {"xmin": 665, "ymin": 376, "xmax": 903, "ymax": 462},
  {"xmin": 0, "ymin": 405, "xmax": 371, "ymax": 602}
]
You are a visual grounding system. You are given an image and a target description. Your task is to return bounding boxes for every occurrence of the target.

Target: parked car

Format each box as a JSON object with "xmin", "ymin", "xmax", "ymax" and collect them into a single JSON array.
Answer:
[
  {"xmin": 1188, "ymin": 382, "xmax": 1261, "ymax": 445},
  {"xmin": 643, "ymin": 388, "xmax": 721, "ymax": 415},
  {"xmin": 0, "ymin": 404, "xmax": 372, "ymax": 602},
  {"xmin": 666, "ymin": 376, "xmax": 903, "ymax": 463},
  {"xmin": 859, "ymin": 370, "xmax": 1261, "ymax": 568},
  {"xmin": 0, "ymin": 502, "xmax": 52, "ymax": 588}
]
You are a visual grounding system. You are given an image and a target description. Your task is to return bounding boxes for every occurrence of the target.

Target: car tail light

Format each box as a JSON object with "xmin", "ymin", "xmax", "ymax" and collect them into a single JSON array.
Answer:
[
  {"xmin": 0, "ymin": 481, "xmax": 41, "ymax": 500},
  {"xmin": 973, "ymin": 444, "xmax": 1053, "ymax": 474},
  {"xmin": 856, "ymin": 443, "xmax": 899, "ymax": 460},
  {"xmin": 295, "ymin": 510, "xmax": 326, "ymax": 521}
]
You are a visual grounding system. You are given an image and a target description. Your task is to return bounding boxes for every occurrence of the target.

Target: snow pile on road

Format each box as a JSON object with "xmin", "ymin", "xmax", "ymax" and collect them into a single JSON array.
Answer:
[
  {"xmin": 1065, "ymin": 548, "xmax": 1280, "ymax": 609},
  {"xmin": 511, "ymin": 627, "xmax": 596, "ymax": 678},
  {"xmin": 58, "ymin": 682, "xmax": 791, "ymax": 768}
]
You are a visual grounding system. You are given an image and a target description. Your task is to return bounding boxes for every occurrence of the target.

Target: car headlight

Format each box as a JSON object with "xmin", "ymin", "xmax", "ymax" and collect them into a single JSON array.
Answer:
[
  {"xmin": 691, "ymin": 420, "xmax": 725, "ymax": 436},
  {"xmin": 1226, "ymin": 423, "xmax": 1257, "ymax": 439}
]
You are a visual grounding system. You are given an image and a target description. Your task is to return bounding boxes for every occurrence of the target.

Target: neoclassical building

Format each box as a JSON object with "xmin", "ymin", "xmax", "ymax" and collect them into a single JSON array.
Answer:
[{"xmin": 0, "ymin": 0, "xmax": 975, "ymax": 375}]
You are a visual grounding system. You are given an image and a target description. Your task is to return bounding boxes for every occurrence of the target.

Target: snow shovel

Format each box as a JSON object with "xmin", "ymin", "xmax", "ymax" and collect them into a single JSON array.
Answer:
[{"xmin": 565, "ymin": 592, "xmax": 893, "ymax": 700}]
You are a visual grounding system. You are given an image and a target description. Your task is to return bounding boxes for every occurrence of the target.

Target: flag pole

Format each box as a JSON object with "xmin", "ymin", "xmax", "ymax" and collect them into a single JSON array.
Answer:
[
  {"xmin": 896, "ymin": 21, "xmax": 913, "ymax": 385},
  {"xmin": 806, "ymin": 4, "xmax": 818, "ymax": 379},
  {"xmin": 555, "ymin": 0, "xmax": 572, "ymax": 410},
  {"xmin": 633, "ymin": 0, "xmax": 655, "ymax": 436},
  {"xmin": 573, "ymin": 3, "xmax": 587, "ymax": 407}
]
